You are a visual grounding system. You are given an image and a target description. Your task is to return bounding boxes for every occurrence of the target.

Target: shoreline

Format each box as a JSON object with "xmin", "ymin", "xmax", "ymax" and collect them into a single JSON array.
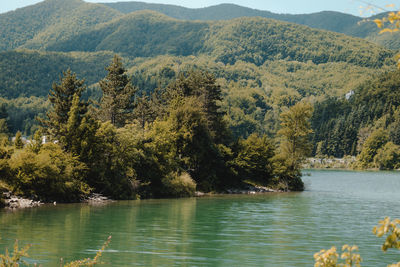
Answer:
[
  {"xmin": 1, "ymin": 184, "xmax": 283, "ymax": 210},
  {"xmin": 1, "ymin": 192, "xmax": 114, "ymax": 210}
]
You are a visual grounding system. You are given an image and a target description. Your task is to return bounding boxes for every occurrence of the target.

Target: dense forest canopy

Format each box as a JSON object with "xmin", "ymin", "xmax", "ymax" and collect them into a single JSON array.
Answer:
[
  {"xmin": 103, "ymin": 2, "xmax": 400, "ymax": 50},
  {"xmin": 0, "ymin": 58, "xmax": 310, "ymax": 202},
  {"xmin": 0, "ymin": 0, "xmax": 400, "ymax": 172}
]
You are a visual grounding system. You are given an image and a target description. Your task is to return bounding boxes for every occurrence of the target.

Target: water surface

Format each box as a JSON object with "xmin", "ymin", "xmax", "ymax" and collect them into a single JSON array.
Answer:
[{"xmin": 1, "ymin": 170, "xmax": 400, "ymax": 266}]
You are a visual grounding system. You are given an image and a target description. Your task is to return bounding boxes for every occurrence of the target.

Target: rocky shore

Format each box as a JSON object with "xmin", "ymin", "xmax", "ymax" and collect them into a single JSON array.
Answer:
[
  {"xmin": 2, "ymin": 192, "xmax": 42, "ymax": 209},
  {"xmin": 1, "ymin": 187, "xmax": 278, "ymax": 209},
  {"xmin": 1, "ymin": 192, "xmax": 113, "ymax": 209},
  {"xmin": 226, "ymin": 185, "xmax": 282, "ymax": 194},
  {"xmin": 83, "ymin": 193, "xmax": 113, "ymax": 205}
]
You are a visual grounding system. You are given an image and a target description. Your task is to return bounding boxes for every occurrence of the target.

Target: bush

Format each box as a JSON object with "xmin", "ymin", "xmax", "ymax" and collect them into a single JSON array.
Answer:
[
  {"xmin": 161, "ymin": 172, "xmax": 196, "ymax": 198},
  {"xmin": 356, "ymin": 129, "xmax": 389, "ymax": 168},
  {"xmin": 7, "ymin": 144, "xmax": 91, "ymax": 202},
  {"xmin": 374, "ymin": 142, "xmax": 400, "ymax": 170},
  {"xmin": 234, "ymin": 133, "xmax": 275, "ymax": 185}
]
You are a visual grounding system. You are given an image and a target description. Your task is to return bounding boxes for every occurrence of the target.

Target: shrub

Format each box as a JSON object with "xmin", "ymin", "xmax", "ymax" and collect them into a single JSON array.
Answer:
[
  {"xmin": 161, "ymin": 172, "xmax": 196, "ymax": 198},
  {"xmin": 374, "ymin": 142, "xmax": 400, "ymax": 170},
  {"xmin": 7, "ymin": 144, "xmax": 91, "ymax": 202},
  {"xmin": 356, "ymin": 129, "xmax": 389, "ymax": 169}
]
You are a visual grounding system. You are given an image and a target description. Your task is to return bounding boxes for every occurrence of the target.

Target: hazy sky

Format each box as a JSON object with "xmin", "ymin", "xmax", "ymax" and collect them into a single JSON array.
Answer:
[{"xmin": 0, "ymin": 0, "xmax": 397, "ymax": 16}]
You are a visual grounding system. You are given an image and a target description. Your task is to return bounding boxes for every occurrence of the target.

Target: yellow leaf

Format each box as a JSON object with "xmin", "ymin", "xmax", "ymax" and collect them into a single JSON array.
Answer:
[
  {"xmin": 380, "ymin": 28, "xmax": 393, "ymax": 34},
  {"xmin": 374, "ymin": 19, "xmax": 383, "ymax": 28}
]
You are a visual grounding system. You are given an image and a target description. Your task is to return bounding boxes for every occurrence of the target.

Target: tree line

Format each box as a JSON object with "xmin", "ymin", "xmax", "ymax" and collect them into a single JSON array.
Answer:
[
  {"xmin": 0, "ymin": 55, "xmax": 312, "ymax": 203},
  {"xmin": 311, "ymin": 70, "xmax": 400, "ymax": 169}
]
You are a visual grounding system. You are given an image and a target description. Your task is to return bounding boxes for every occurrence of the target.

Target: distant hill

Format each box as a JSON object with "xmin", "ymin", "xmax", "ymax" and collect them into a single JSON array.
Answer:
[
  {"xmin": 19, "ymin": 9, "xmax": 394, "ymax": 69},
  {"xmin": 0, "ymin": 0, "xmax": 395, "ymax": 100},
  {"xmin": 0, "ymin": 0, "xmax": 398, "ymax": 139},
  {"xmin": 44, "ymin": 11, "xmax": 210, "ymax": 57},
  {"xmin": 103, "ymin": 1, "xmax": 400, "ymax": 49},
  {"xmin": 0, "ymin": 0, "xmax": 121, "ymax": 51},
  {"xmin": 103, "ymin": 2, "xmax": 360, "ymax": 33},
  {"xmin": 2, "ymin": 0, "xmax": 398, "ymax": 51},
  {"xmin": 0, "ymin": 50, "xmax": 115, "ymax": 98}
]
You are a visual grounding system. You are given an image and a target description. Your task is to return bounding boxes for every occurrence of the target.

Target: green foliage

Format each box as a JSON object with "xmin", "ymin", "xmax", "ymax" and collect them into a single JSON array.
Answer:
[
  {"xmin": 221, "ymin": 85, "xmax": 270, "ymax": 139},
  {"xmin": 145, "ymin": 96, "xmax": 220, "ymax": 192},
  {"xmin": 271, "ymin": 102, "xmax": 313, "ymax": 191},
  {"xmin": 356, "ymin": 129, "xmax": 389, "ymax": 169},
  {"xmin": 234, "ymin": 133, "xmax": 275, "ymax": 185},
  {"xmin": 0, "ymin": 64, "xmax": 310, "ymax": 201},
  {"xmin": 105, "ymin": 2, "xmax": 359, "ymax": 35},
  {"xmin": 28, "ymin": 129, "xmax": 43, "ymax": 154},
  {"xmin": 13, "ymin": 131, "xmax": 23, "ymax": 150},
  {"xmin": 99, "ymin": 55, "xmax": 136, "ymax": 127},
  {"xmin": 83, "ymin": 121, "xmax": 136, "ymax": 199},
  {"xmin": 161, "ymin": 172, "xmax": 196, "ymax": 198},
  {"xmin": 7, "ymin": 144, "xmax": 90, "ymax": 202},
  {"xmin": 374, "ymin": 142, "xmax": 400, "ymax": 170},
  {"xmin": 0, "ymin": 96, "xmax": 50, "ymax": 136},
  {"xmin": 56, "ymin": 11, "xmax": 208, "ymax": 57},
  {"xmin": 0, "ymin": 0, "xmax": 120, "ymax": 51},
  {"xmin": 311, "ymin": 70, "xmax": 400, "ymax": 160},
  {"xmin": 205, "ymin": 17, "xmax": 393, "ymax": 68},
  {"xmin": 0, "ymin": 5, "xmax": 394, "ymax": 141},
  {"xmin": 278, "ymin": 102, "xmax": 314, "ymax": 169},
  {"xmin": 0, "ymin": 50, "xmax": 114, "ymax": 98},
  {"xmin": 99, "ymin": 2, "xmax": 400, "ymax": 50},
  {"xmin": 166, "ymin": 70, "xmax": 230, "ymax": 143},
  {"xmin": 41, "ymin": 69, "xmax": 88, "ymax": 142},
  {"xmin": 0, "ymin": 104, "xmax": 9, "ymax": 139}
]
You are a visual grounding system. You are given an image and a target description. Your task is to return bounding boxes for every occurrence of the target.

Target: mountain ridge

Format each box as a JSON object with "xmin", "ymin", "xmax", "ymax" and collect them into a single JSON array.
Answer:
[{"xmin": 102, "ymin": 1, "xmax": 398, "ymax": 49}]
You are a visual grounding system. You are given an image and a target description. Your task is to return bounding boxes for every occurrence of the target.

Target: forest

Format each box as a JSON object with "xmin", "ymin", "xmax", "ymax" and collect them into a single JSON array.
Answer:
[
  {"xmin": 0, "ymin": 56, "xmax": 310, "ymax": 203},
  {"xmin": 1, "ymin": 0, "xmax": 400, "ymax": 204}
]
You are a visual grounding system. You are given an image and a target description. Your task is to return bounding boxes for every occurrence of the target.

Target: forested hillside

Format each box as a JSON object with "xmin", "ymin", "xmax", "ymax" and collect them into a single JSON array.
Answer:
[
  {"xmin": 2, "ymin": 0, "xmax": 399, "ymax": 52},
  {"xmin": 0, "ymin": 0, "xmax": 121, "ymax": 51},
  {"xmin": 0, "ymin": 50, "xmax": 115, "ymax": 98},
  {"xmin": 0, "ymin": 0, "xmax": 399, "ymax": 167},
  {"xmin": 312, "ymin": 70, "xmax": 400, "ymax": 160},
  {"xmin": 0, "ymin": 1, "xmax": 394, "ymax": 96},
  {"xmin": 104, "ymin": 1, "xmax": 400, "ymax": 49},
  {"xmin": 104, "ymin": 2, "xmax": 360, "ymax": 34}
]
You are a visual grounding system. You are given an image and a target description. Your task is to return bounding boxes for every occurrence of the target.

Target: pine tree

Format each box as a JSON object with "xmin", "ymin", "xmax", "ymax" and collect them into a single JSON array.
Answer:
[
  {"xmin": 14, "ymin": 131, "xmax": 24, "ymax": 149},
  {"xmin": 41, "ymin": 69, "xmax": 87, "ymax": 141},
  {"xmin": 29, "ymin": 129, "xmax": 43, "ymax": 154},
  {"xmin": 62, "ymin": 93, "xmax": 100, "ymax": 162},
  {"xmin": 132, "ymin": 91, "xmax": 162, "ymax": 130},
  {"xmin": 63, "ymin": 93, "xmax": 82, "ymax": 153},
  {"xmin": 166, "ymin": 70, "xmax": 229, "ymax": 143},
  {"xmin": 0, "ymin": 103, "xmax": 10, "ymax": 138},
  {"xmin": 99, "ymin": 55, "xmax": 136, "ymax": 128}
]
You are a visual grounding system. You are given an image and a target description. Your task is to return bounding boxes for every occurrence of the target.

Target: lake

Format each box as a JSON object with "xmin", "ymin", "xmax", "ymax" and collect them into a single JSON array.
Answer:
[{"xmin": 1, "ymin": 170, "xmax": 400, "ymax": 266}]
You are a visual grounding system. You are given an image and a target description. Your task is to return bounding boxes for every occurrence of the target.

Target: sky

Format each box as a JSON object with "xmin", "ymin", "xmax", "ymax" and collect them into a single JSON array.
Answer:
[{"xmin": 0, "ymin": 0, "xmax": 397, "ymax": 16}]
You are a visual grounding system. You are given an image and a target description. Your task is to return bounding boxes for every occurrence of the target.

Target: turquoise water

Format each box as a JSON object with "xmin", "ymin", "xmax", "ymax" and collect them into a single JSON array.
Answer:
[{"xmin": 1, "ymin": 170, "xmax": 400, "ymax": 266}]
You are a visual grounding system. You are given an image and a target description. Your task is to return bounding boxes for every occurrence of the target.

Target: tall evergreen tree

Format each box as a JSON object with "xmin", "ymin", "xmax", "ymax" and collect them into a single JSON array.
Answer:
[
  {"xmin": 41, "ymin": 69, "xmax": 87, "ymax": 141},
  {"xmin": 133, "ymin": 94, "xmax": 153, "ymax": 130},
  {"xmin": 14, "ymin": 131, "xmax": 24, "ymax": 149},
  {"xmin": 99, "ymin": 55, "xmax": 136, "ymax": 127},
  {"xmin": 0, "ymin": 103, "xmax": 9, "ymax": 139},
  {"xmin": 166, "ymin": 70, "xmax": 230, "ymax": 144}
]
